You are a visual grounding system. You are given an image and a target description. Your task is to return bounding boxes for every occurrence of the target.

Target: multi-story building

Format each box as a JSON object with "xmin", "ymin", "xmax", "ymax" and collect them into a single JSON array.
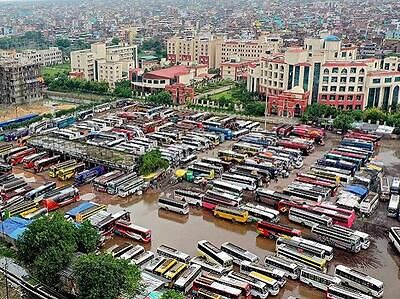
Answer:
[
  {"xmin": 0, "ymin": 58, "xmax": 43, "ymax": 104},
  {"xmin": 70, "ymin": 42, "xmax": 137, "ymax": 88},
  {"xmin": 247, "ymin": 34, "xmax": 400, "ymax": 116},
  {"xmin": 167, "ymin": 34, "xmax": 282, "ymax": 69},
  {"xmin": 0, "ymin": 47, "xmax": 63, "ymax": 66}
]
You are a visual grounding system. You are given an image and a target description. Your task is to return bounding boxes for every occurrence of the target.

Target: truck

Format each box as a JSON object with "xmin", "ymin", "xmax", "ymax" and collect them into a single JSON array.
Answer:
[{"xmin": 74, "ymin": 165, "xmax": 106, "ymax": 186}]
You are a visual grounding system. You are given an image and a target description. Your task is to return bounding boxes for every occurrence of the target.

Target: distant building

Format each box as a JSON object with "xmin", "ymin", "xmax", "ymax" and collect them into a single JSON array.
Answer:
[
  {"xmin": 0, "ymin": 47, "xmax": 63, "ymax": 66},
  {"xmin": 0, "ymin": 58, "xmax": 43, "ymax": 104},
  {"xmin": 247, "ymin": 33, "xmax": 400, "ymax": 113},
  {"xmin": 385, "ymin": 31, "xmax": 400, "ymax": 40},
  {"xmin": 220, "ymin": 57, "xmax": 258, "ymax": 81},
  {"xmin": 267, "ymin": 86, "xmax": 309, "ymax": 117},
  {"xmin": 70, "ymin": 42, "xmax": 137, "ymax": 88},
  {"xmin": 167, "ymin": 33, "xmax": 282, "ymax": 69}
]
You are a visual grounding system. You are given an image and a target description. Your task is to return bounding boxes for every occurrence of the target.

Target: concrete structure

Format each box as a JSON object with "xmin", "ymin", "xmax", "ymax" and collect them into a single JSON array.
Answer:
[
  {"xmin": 70, "ymin": 42, "xmax": 137, "ymax": 88},
  {"xmin": 247, "ymin": 34, "xmax": 400, "ymax": 112},
  {"xmin": 167, "ymin": 34, "xmax": 282, "ymax": 69},
  {"xmin": 220, "ymin": 58, "xmax": 258, "ymax": 81},
  {"xmin": 0, "ymin": 58, "xmax": 43, "ymax": 104},
  {"xmin": 0, "ymin": 47, "xmax": 63, "ymax": 66},
  {"xmin": 267, "ymin": 86, "xmax": 309, "ymax": 117}
]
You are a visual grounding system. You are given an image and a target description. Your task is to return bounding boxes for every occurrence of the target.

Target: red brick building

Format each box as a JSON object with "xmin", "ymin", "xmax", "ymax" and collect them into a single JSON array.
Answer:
[
  {"xmin": 165, "ymin": 83, "xmax": 195, "ymax": 105},
  {"xmin": 267, "ymin": 86, "xmax": 309, "ymax": 117}
]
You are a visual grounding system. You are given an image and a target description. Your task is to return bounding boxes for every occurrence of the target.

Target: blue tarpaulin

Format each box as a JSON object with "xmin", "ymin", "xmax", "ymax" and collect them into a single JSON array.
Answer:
[
  {"xmin": 344, "ymin": 184, "xmax": 369, "ymax": 199},
  {"xmin": 0, "ymin": 217, "xmax": 32, "ymax": 241},
  {"xmin": 66, "ymin": 202, "xmax": 95, "ymax": 217}
]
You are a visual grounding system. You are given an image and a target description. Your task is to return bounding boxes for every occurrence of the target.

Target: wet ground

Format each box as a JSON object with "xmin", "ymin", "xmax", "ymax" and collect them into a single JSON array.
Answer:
[{"xmin": 11, "ymin": 134, "xmax": 400, "ymax": 299}]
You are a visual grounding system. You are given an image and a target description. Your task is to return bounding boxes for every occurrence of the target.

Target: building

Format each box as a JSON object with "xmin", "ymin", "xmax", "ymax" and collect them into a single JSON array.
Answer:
[
  {"xmin": 167, "ymin": 34, "xmax": 282, "ymax": 69},
  {"xmin": 247, "ymin": 33, "xmax": 400, "ymax": 114},
  {"xmin": 70, "ymin": 42, "xmax": 137, "ymax": 88},
  {"xmin": 0, "ymin": 47, "xmax": 63, "ymax": 66},
  {"xmin": 0, "ymin": 58, "xmax": 43, "ymax": 104},
  {"xmin": 220, "ymin": 57, "xmax": 258, "ymax": 81},
  {"xmin": 267, "ymin": 86, "xmax": 309, "ymax": 117}
]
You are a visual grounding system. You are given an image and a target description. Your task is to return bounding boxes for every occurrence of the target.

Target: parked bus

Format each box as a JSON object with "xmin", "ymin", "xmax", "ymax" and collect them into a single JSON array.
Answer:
[
  {"xmin": 311, "ymin": 224, "xmax": 362, "ymax": 253},
  {"xmin": 288, "ymin": 207, "xmax": 333, "ymax": 228},
  {"xmin": 221, "ymin": 173, "xmax": 257, "ymax": 191},
  {"xmin": 240, "ymin": 261, "xmax": 286, "ymax": 287},
  {"xmin": 359, "ymin": 192, "xmax": 379, "ymax": 216},
  {"xmin": 158, "ymin": 197, "xmax": 189, "ymax": 215},
  {"xmin": 218, "ymin": 150, "xmax": 248, "ymax": 163},
  {"xmin": 0, "ymin": 163, "xmax": 12, "ymax": 174},
  {"xmin": 174, "ymin": 189, "xmax": 204, "ymax": 206},
  {"xmin": 211, "ymin": 180, "xmax": 244, "ymax": 197},
  {"xmin": 130, "ymin": 250, "xmax": 154, "ymax": 266},
  {"xmin": 196, "ymin": 289, "xmax": 222, "ymax": 299},
  {"xmin": 203, "ymin": 191, "xmax": 240, "ymax": 210},
  {"xmin": 241, "ymin": 203, "xmax": 280, "ymax": 223},
  {"xmin": 190, "ymin": 256, "xmax": 227, "ymax": 275},
  {"xmin": 214, "ymin": 205, "xmax": 249, "ymax": 223},
  {"xmin": 145, "ymin": 256, "xmax": 166, "ymax": 273},
  {"xmin": 380, "ymin": 177, "xmax": 391, "ymax": 201},
  {"xmin": 33, "ymin": 155, "xmax": 61, "ymax": 173},
  {"xmin": 192, "ymin": 276, "xmax": 242, "ymax": 299},
  {"xmin": 311, "ymin": 203, "xmax": 356, "ymax": 228},
  {"xmin": 334, "ymin": 265, "xmax": 384, "ymax": 298},
  {"xmin": 326, "ymin": 284, "xmax": 373, "ymax": 299},
  {"xmin": 227, "ymin": 271, "xmax": 269, "ymax": 299},
  {"xmin": 256, "ymin": 221, "xmax": 302, "ymax": 239},
  {"xmin": 255, "ymin": 188, "xmax": 291, "ymax": 208},
  {"xmin": 93, "ymin": 170, "xmax": 124, "ymax": 192},
  {"xmin": 24, "ymin": 182, "xmax": 56, "ymax": 201},
  {"xmin": 276, "ymin": 244, "xmax": 327, "ymax": 273},
  {"xmin": 249, "ymin": 271, "xmax": 280, "ymax": 296},
  {"xmin": 328, "ymin": 224, "xmax": 370, "ymax": 249},
  {"xmin": 22, "ymin": 152, "xmax": 47, "ymax": 169},
  {"xmin": 389, "ymin": 227, "xmax": 400, "ymax": 254},
  {"xmin": 214, "ymin": 275, "xmax": 252, "ymax": 298},
  {"xmin": 276, "ymin": 236, "xmax": 332, "ymax": 261},
  {"xmin": 48, "ymin": 160, "xmax": 77, "ymax": 178},
  {"xmin": 232, "ymin": 143, "xmax": 263, "ymax": 156},
  {"xmin": 173, "ymin": 264, "xmax": 202, "ymax": 293},
  {"xmin": 164, "ymin": 261, "xmax": 188, "ymax": 281},
  {"xmin": 118, "ymin": 244, "xmax": 145, "ymax": 260},
  {"xmin": 157, "ymin": 244, "xmax": 190, "ymax": 263},
  {"xmin": 290, "ymin": 236, "xmax": 334, "ymax": 261},
  {"xmin": 114, "ymin": 220, "xmax": 151, "ymax": 243},
  {"xmin": 197, "ymin": 240, "xmax": 233, "ymax": 270},
  {"xmin": 220, "ymin": 242, "xmax": 259, "ymax": 265},
  {"xmin": 264, "ymin": 254, "xmax": 301, "ymax": 280},
  {"xmin": 300, "ymin": 268, "xmax": 341, "ymax": 291}
]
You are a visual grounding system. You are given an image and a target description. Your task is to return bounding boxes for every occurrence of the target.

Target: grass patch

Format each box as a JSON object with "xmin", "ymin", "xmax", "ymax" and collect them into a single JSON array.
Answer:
[
  {"xmin": 41, "ymin": 63, "xmax": 70, "ymax": 77},
  {"xmin": 210, "ymin": 90, "xmax": 233, "ymax": 100}
]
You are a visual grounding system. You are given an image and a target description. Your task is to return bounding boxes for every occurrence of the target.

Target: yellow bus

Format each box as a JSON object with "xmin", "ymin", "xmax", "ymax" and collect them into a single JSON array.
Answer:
[
  {"xmin": 164, "ymin": 261, "xmax": 187, "ymax": 280},
  {"xmin": 217, "ymin": 150, "xmax": 247, "ymax": 163},
  {"xmin": 48, "ymin": 160, "xmax": 77, "ymax": 178},
  {"xmin": 57, "ymin": 163, "xmax": 85, "ymax": 181},
  {"xmin": 214, "ymin": 205, "xmax": 249, "ymax": 223},
  {"xmin": 75, "ymin": 204, "xmax": 107, "ymax": 223},
  {"xmin": 232, "ymin": 142, "xmax": 262, "ymax": 156},
  {"xmin": 154, "ymin": 258, "xmax": 177, "ymax": 276},
  {"xmin": 249, "ymin": 271, "xmax": 280, "ymax": 296},
  {"xmin": 197, "ymin": 289, "xmax": 222, "ymax": 299}
]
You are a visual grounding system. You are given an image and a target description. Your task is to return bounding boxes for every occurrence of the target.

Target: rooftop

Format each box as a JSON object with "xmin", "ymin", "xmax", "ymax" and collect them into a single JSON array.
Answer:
[{"xmin": 144, "ymin": 65, "xmax": 189, "ymax": 79}]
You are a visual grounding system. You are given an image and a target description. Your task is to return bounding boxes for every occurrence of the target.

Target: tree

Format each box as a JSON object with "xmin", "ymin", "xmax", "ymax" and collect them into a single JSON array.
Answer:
[
  {"xmin": 75, "ymin": 221, "xmax": 100, "ymax": 254},
  {"xmin": 111, "ymin": 37, "xmax": 120, "ymax": 45},
  {"xmin": 73, "ymin": 253, "xmax": 142, "ymax": 299},
  {"xmin": 113, "ymin": 80, "xmax": 132, "ymax": 98},
  {"xmin": 138, "ymin": 149, "xmax": 169, "ymax": 175},
  {"xmin": 244, "ymin": 101, "xmax": 265, "ymax": 116},
  {"xmin": 160, "ymin": 290, "xmax": 185, "ymax": 299},
  {"xmin": 333, "ymin": 113, "xmax": 354, "ymax": 133},
  {"xmin": 349, "ymin": 109, "xmax": 364, "ymax": 121},
  {"xmin": 146, "ymin": 91, "xmax": 173, "ymax": 105},
  {"xmin": 56, "ymin": 38, "xmax": 71, "ymax": 49},
  {"xmin": 363, "ymin": 108, "xmax": 387, "ymax": 124}
]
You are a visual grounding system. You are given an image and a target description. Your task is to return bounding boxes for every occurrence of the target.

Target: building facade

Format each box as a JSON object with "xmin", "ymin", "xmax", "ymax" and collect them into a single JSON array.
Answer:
[
  {"xmin": 0, "ymin": 47, "xmax": 63, "ymax": 66},
  {"xmin": 70, "ymin": 42, "xmax": 137, "ymax": 88},
  {"xmin": 0, "ymin": 58, "xmax": 43, "ymax": 104},
  {"xmin": 167, "ymin": 34, "xmax": 282, "ymax": 69},
  {"xmin": 247, "ymin": 34, "xmax": 400, "ymax": 114}
]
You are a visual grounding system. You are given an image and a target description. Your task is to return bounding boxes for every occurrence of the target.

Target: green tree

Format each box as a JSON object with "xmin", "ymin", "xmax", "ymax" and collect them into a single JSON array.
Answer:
[
  {"xmin": 244, "ymin": 101, "xmax": 265, "ymax": 116},
  {"xmin": 138, "ymin": 149, "xmax": 169, "ymax": 175},
  {"xmin": 111, "ymin": 37, "xmax": 120, "ymax": 45},
  {"xmin": 73, "ymin": 253, "xmax": 142, "ymax": 299},
  {"xmin": 349, "ymin": 109, "xmax": 364, "ymax": 121},
  {"xmin": 363, "ymin": 108, "xmax": 387, "ymax": 124},
  {"xmin": 113, "ymin": 80, "xmax": 133, "ymax": 98},
  {"xmin": 160, "ymin": 290, "xmax": 185, "ymax": 299},
  {"xmin": 333, "ymin": 113, "xmax": 354, "ymax": 133},
  {"xmin": 75, "ymin": 221, "xmax": 100, "ymax": 254},
  {"xmin": 146, "ymin": 91, "xmax": 172, "ymax": 105},
  {"xmin": 56, "ymin": 38, "xmax": 71, "ymax": 49}
]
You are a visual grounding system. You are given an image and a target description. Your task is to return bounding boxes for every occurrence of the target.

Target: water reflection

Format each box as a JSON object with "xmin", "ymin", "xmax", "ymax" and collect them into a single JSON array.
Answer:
[{"xmin": 157, "ymin": 209, "xmax": 189, "ymax": 224}]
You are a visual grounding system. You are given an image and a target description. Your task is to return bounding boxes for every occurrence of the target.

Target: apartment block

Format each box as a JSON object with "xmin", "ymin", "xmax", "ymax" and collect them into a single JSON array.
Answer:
[
  {"xmin": 0, "ymin": 58, "xmax": 43, "ymax": 104},
  {"xmin": 70, "ymin": 42, "xmax": 137, "ymax": 88},
  {"xmin": 167, "ymin": 34, "xmax": 282, "ymax": 69},
  {"xmin": 247, "ymin": 33, "xmax": 400, "ymax": 116},
  {"xmin": 0, "ymin": 47, "xmax": 63, "ymax": 66}
]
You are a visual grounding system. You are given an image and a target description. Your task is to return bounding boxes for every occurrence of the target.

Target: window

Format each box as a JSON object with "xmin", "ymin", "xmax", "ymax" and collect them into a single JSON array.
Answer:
[
  {"xmin": 395, "ymin": 77, "xmax": 400, "ymax": 82},
  {"xmin": 323, "ymin": 68, "xmax": 329, "ymax": 75},
  {"xmin": 330, "ymin": 86, "xmax": 337, "ymax": 92},
  {"xmin": 330, "ymin": 95, "xmax": 335, "ymax": 101},
  {"xmin": 350, "ymin": 67, "xmax": 356, "ymax": 73},
  {"xmin": 347, "ymin": 95, "xmax": 353, "ymax": 101},
  {"xmin": 322, "ymin": 86, "xmax": 328, "ymax": 91},
  {"xmin": 340, "ymin": 77, "xmax": 347, "ymax": 83},
  {"xmin": 341, "ymin": 52, "xmax": 346, "ymax": 58},
  {"xmin": 384, "ymin": 63, "xmax": 389, "ymax": 70},
  {"xmin": 358, "ymin": 77, "xmax": 364, "ymax": 83},
  {"xmin": 349, "ymin": 77, "xmax": 356, "ymax": 83},
  {"xmin": 339, "ymin": 95, "xmax": 344, "ymax": 101},
  {"xmin": 385, "ymin": 78, "xmax": 392, "ymax": 83},
  {"xmin": 332, "ymin": 67, "xmax": 339, "ymax": 73},
  {"xmin": 348, "ymin": 86, "xmax": 355, "ymax": 92},
  {"xmin": 356, "ymin": 95, "xmax": 362, "ymax": 101},
  {"xmin": 341, "ymin": 69, "xmax": 347, "ymax": 74},
  {"xmin": 323, "ymin": 76, "xmax": 329, "ymax": 83},
  {"xmin": 357, "ymin": 86, "xmax": 363, "ymax": 92},
  {"xmin": 339, "ymin": 86, "xmax": 346, "ymax": 92},
  {"xmin": 321, "ymin": 95, "xmax": 327, "ymax": 100},
  {"xmin": 372, "ymin": 78, "xmax": 381, "ymax": 84},
  {"xmin": 331, "ymin": 77, "xmax": 338, "ymax": 83}
]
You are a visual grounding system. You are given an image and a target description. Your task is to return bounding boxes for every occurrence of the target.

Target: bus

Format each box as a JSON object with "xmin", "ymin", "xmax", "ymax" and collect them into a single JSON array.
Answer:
[
  {"xmin": 328, "ymin": 224, "xmax": 370, "ymax": 250},
  {"xmin": 255, "ymin": 188, "xmax": 291, "ymax": 208},
  {"xmin": 221, "ymin": 173, "xmax": 257, "ymax": 191},
  {"xmin": 173, "ymin": 264, "xmax": 202, "ymax": 293},
  {"xmin": 232, "ymin": 143, "xmax": 263, "ymax": 156},
  {"xmin": 211, "ymin": 180, "xmax": 244, "ymax": 197},
  {"xmin": 114, "ymin": 221, "xmax": 151, "ymax": 243},
  {"xmin": 256, "ymin": 221, "xmax": 302, "ymax": 239},
  {"xmin": 249, "ymin": 271, "xmax": 280, "ymax": 296},
  {"xmin": 300, "ymin": 268, "xmax": 341, "ymax": 291},
  {"xmin": 241, "ymin": 203, "xmax": 280, "ymax": 223},
  {"xmin": 288, "ymin": 207, "xmax": 333, "ymax": 228},
  {"xmin": 174, "ymin": 189, "xmax": 204, "ymax": 206},
  {"xmin": 390, "ymin": 177, "xmax": 400, "ymax": 195},
  {"xmin": 192, "ymin": 277, "xmax": 242, "ymax": 299},
  {"xmin": 387, "ymin": 194, "xmax": 400, "ymax": 218},
  {"xmin": 214, "ymin": 205, "xmax": 249, "ymax": 223},
  {"xmin": 227, "ymin": 271, "xmax": 269, "ymax": 299},
  {"xmin": 197, "ymin": 240, "xmax": 233, "ymax": 270},
  {"xmin": 215, "ymin": 275, "xmax": 252, "ymax": 298},
  {"xmin": 359, "ymin": 192, "xmax": 379, "ymax": 216},
  {"xmin": 196, "ymin": 289, "xmax": 222, "ymax": 299},
  {"xmin": 389, "ymin": 227, "xmax": 400, "ymax": 254},
  {"xmin": 130, "ymin": 250, "xmax": 154, "ymax": 266},
  {"xmin": 220, "ymin": 242, "xmax": 259, "ymax": 265},
  {"xmin": 155, "ymin": 258, "xmax": 177, "ymax": 276},
  {"xmin": 203, "ymin": 191, "xmax": 240, "ymax": 210},
  {"xmin": 158, "ymin": 197, "xmax": 189, "ymax": 215},
  {"xmin": 157, "ymin": 245, "xmax": 190, "ymax": 263},
  {"xmin": 118, "ymin": 245, "xmax": 145, "ymax": 260},
  {"xmin": 327, "ymin": 284, "xmax": 373, "ymax": 299},
  {"xmin": 291, "ymin": 236, "xmax": 334, "ymax": 261},
  {"xmin": 276, "ymin": 244, "xmax": 327, "ymax": 273},
  {"xmin": 22, "ymin": 152, "xmax": 47, "ymax": 169},
  {"xmin": 218, "ymin": 150, "xmax": 248, "ymax": 163},
  {"xmin": 240, "ymin": 261, "xmax": 286, "ymax": 287},
  {"xmin": 190, "ymin": 256, "xmax": 227, "ymax": 275},
  {"xmin": 264, "ymin": 254, "xmax": 301, "ymax": 280},
  {"xmin": 33, "ymin": 155, "xmax": 61, "ymax": 173},
  {"xmin": 93, "ymin": 170, "xmax": 124, "ymax": 192},
  {"xmin": 311, "ymin": 224, "xmax": 362, "ymax": 253},
  {"xmin": 164, "ymin": 261, "xmax": 188, "ymax": 280},
  {"xmin": 0, "ymin": 163, "xmax": 11, "ymax": 174},
  {"xmin": 276, "ymin": 237, "xmax": 332, "ymax": 261},
  {"xmin": 380, "ymin": 176, "xmax": 391, "ymax": 201},
  {"xmin": 24, "ymin": 182, "xmax": 57, "ymax": 201},
  {"xmin": 334, "ymin": 265, "xmax": 384, "ymax": 298},
  {"xmin": 311, "ymin": 203, "xmax": 356, "ymax": 228},
  {"xmin": 48, "ymin": 160, "xmax": 77, "ymax": 178}
]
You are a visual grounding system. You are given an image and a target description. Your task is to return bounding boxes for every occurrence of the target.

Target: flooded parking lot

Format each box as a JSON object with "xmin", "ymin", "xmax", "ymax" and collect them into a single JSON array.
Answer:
[{"xmin": 11, "ymin": 135, "xmax": 400, "ymax": 299}]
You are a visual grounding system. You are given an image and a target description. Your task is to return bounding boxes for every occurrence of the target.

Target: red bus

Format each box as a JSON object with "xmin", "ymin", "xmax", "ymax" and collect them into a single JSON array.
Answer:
[
  {"xmin": 294, "ymin": 176, "xmax": 338, "ymax": 196},
  {"xmin": 114, "ymin": 220, "xmax": 151, "ymax": 243},
  {"xmin": 9, "ymin": 148, "xmax": 36, "ymax": 165},
  {"xmin": 256, "ymin": 221, "xmax": 302, "ymax": 239},
  {"xmin": 22, "ymin": 152, "xmax": 47, "ymax": 169},
  {"xmin": 276, "ymin": 199, "xmax": 311, "ymax": 213},
  {"xmin": 311, "ymin": 203, "xmax": 356, "ymax": 228}
]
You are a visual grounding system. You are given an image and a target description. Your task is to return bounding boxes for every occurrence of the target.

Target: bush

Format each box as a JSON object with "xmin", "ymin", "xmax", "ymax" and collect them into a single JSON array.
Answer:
[{"xmin": 138, "ymin": 149, "xmax": 169, "ymax": 175}]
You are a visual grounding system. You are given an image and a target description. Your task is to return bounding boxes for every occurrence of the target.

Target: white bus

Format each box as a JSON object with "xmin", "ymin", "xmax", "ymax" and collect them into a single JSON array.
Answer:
[
  {"xmin": 264, "ymin": 254, "xmax": 301, "ymax": 280},
  {"xmin": 311, "ymin": 224, "xmax": 362, "ymax": 253},
  {"xmin": 211, "ymin": 180, "xmax": 244, "ymax": 197},
  {"xmin": 380, "ymin": 177, "xmax": 391, "ymax": 201},
  {"xmin": 334, "ymin": 265, "xmax": 384, "ymax": 298},
  {"xmin": 240, "ymin": 260, "xmax": 286, "ymax": 287},
  {"xmin": 387, "ymin": 194, "xmax": 400, "ymax": 218},
  {"xmin": 158, "ymin": 197, "xmax": 189, "ymax": 215},
  {"xmin": 220, "ymin": 242, "xmax": 259, "ymax": 265},
  {"xmin": 130, "ymin": 250, "xmax": 154, "ymax": 266},
  {"xmin": 221, "ymin": 173, "xmax": 257, "ymax": 191},
  {"xmin": 389, "ymin": 227, "xmax": 400, "ymax": 254},
  {"xmin": 173, "ymin": 264, "xmax": 202, "ymax": 293},
  {"xmin": 174, "ymin": 189, "xmax": 204, "ymax": 206},
  {"xmin": 291, "ymin": 236, "xmax": 334, "ymax": 261},
  {"xmin": 197, "ymin": 240, "xmax": 233, "ymax": 270},
  {"xmin": 300, "ymin": 268, "xmax": 341, "ymax": 291},
  {"xmin": 276, "ymin": 237, "xmax": 332, "ymax": 261},
  {"xmin": 190, "ymin": 256, "xmax": 226, "ymax": 275},
  {"xmin": 157, "ymin": 244, "xmax": 190, "ymax": 263},
  {"xmin": 276, "ymin": 244, "xmax": 327, "ymax": 273},
  {"xmin": 144, "ymin": 256, "xmax": 166, "ymax": 272},
  {"xmin": 227, "ymin": 271, "xmax": 269, "ymax": 299},
  {"xmin": 327, "ymin": 284, "xmax": 373, "ymax": 299},
  {"xmin": 359, "ymin": 192, "xmax": 379, "ymax": 216},
  {"xmin": 249, "ymin": 271, "xmax": 280, "ymax": 296},
  {"xmin": 242, "ymin": 203, "xmax": 280, "ymax": 223},
  {"xmin": 119, "ymin": 245, "xmax": 144, "ymax": 260},
  {"xmin": 289, "ymin": 207, "xmax": 333, "ymax": 228},
  {"xmin": 329, "ymin": 224, "xmax": 370, "ymax": 250},
  {"xmin": 391, "ymin": 177, "xmax": 400, "ymax": 195}
]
